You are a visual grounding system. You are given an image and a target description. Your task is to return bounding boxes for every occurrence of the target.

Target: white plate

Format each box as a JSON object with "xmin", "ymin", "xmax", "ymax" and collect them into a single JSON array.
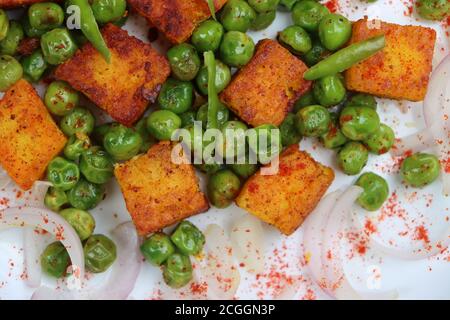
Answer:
[{"xmin": 1, "ymin": 0, "xmax": 449, "ymax": 300}]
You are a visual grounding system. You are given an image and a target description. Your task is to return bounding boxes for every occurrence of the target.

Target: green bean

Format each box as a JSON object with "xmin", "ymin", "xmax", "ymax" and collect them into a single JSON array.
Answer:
[
  {"xmin": 207, "ymin": 0, "xmax": 217, "ymax": 20},
  {"xmin": 204, "ymin": 51, "xmax": 220, "ymax": 130},
  {"xmin": 304, "ymin": 35, "xmax": 385, "ymax": 81}
]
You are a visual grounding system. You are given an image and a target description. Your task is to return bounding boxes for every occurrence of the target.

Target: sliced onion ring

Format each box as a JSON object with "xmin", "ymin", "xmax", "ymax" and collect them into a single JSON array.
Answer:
[{"xmin": 0, "ymin": 166, "xmax": 11, "ymax": 189}]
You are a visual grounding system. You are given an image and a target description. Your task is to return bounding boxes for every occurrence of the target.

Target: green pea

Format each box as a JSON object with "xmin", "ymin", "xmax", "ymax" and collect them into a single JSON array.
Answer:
[
  {"xmin": 295, "ymin": 105, "xmax": 331, "ymax": 137},
  {"xmin": 171, "ymin": 221, "xmax": 205, "ymax": 256},
  {"xmin": 279, "ymin": 0, "xmax": 299, "ymax": 11},
  {"xmin": 249, "ymin": 124, "xmax": 282, "ymax": 162},
  {"xmin": 219, "ymin": 120, "xmax": 248, "ymax": 160},
  {"xmin": 0, "ymin": 9, "xmax": 9, "ymax": 41},
  {"xmin": 146, "ymin": 110, "xmax": 182, "ymax": 141},
  {"xmin": 103, "ymin": 124, "xmax": 143, "ymax": 161},
  {"xmin": 84, "ymin": 234, "xmax": 117, "ymax": 273},
  {"xmin": 248, "ymin": 0, "xmax": 280, "ymax": 12},
  {"xmin": 192, "ymin": 20, "xmax": 224, "ymax": 53},
  {"xmin": 167, "ymin": 43, "xmax": 201, "ymax": 81},
  {"xmin": 320, "ymin": 115, "xmax": 348, "ymax": 149},
  {"xmin": 134, "ymin": 117, "xmax": 156, "ymax": 153},
  {"xmin": 196, "ymin": 162, "xmax": 225, "ymax": 175},
  {"xmin": 220, "ymin": 31, "xmax": 255, "ymax": 68},
  {"xmin": 60, "ymin": 107, "xmax": 95, "ymax": 137},
  {"xmin": 196, "ymin": 103, "xmax": 230, "ymax": 129},
  {"xmin": 207, "ymin": 169, "xmax": 241, "ymax": 208},
  {"xmin": 401, "ymin": 153, "xmax": 440, "ymax": 188},
  {"xmin": 250, "ymin": 10, "xmax": 276, "ymax": 31},
  {"xmin": 45, "ymin": 81, "xmax": 79, "ymax": 116},
  {"xmin": 91, "ymin": 0, "xmax": 127, "ymax": 24},
  {"xmin": 292, "ymin": 0, "xmax": 330, "ymax": 32},
  {"xmin": 21, "ymin": 50, "xmax": 48, "ymax": 83},
  {"xmin": 195, "ymin": 59, "xmax": 231, "ymax": 96},
  {"xmin": 302, "ymin": 39, "xmax": 329, "ymax": 67},
  {"xmin": 44, "ymin": 187, "xmax": 69, "ymax": 212},
  {"xmin": 230, "ymin": 158, "xmax": 258, "ymax": 179},
  {"xmin": 80, "ymin": 146, "xmax": 114, "ymax": 184},
  {"xmin": 60, "ymin": 208, "xmax": 96, "ymax": 241},
  {"xmin": 41, "ymin": 242, "xmax": 71, "ymax": 278},
  {"xmin": 346, "ymin": 93, "xmax": 377, "ymax": 110},
  {"xmin": 67, "ymin": 178, "xmax": 105, "ymax": 211},
  {"xmin": 318, "ymin": 13, "xmax": 352, "ymax": 51},
  {"xmin": 41, "ymin": 28, "xmax": 78, "ymax": 65},
  {"xmin": 340, "ymin": 106, "xmax": 380, "ymax": 141},
  {"xmin": 280, "ymin": 113, "xmax": 302, "ymax": 147},
  {"xmin": 278, "ymin": 25, "xmax": 312, "ymax": 55},
  {"xmin": 0, "ymin": 55, "xmax": 22, "ymax": 92},
  {"xmin": 0, "ymin": 21, "xmax": 24, "ymax": 56},
  {"xmin": 179, "ymin": 111, "xmax": 196, "ymax": 128},
  {"xmin": 355, "ymin": 172, "xmax": 389, "ymax": 211},
  {"xmin": 163, "ymin": 253, "xmax": 193, "ymax": 289},
  {"xmin": 64, "ymin": 133, "xmax": 91, "ymax": 161},
  {"xmin": 28, "ymin": 3, "xmax": 64, "ymax": 30},
  {"xmin": 158, "ymin": 78, "xmax": 194, "ymax": 114},
  {"xmin": 313, "ymin": 74, "xmax": 346, "ymax": 107},
  {"xmin": 416, "ymin": 0, "xmax": 450, "ymax": 21},
  {"xmin": 294, "ymin": 90, "xmax": 317, "ymax": 113},
  {"xmin": 220, "ymin": 0, "xmax": 256, "ymax": 32},
  {"xmin": 140, "ymin": 233, "xmax": 176, "ymax": 266},
  {"xmin": 92, "ymin": 123, "xmax": 113, "ymax": 144},
  {"xmin": 337, "ymin": 142, "xmax": 369, "ymax": 175},
  {"xmin": 364, "ymin": 123, "xmax": 395, "ymax": 155},
  {"xmin": 22, "ymin": 17, "xmax": 48, "ymax": 38},
  {"xmin": 47, "ymin": 157, "xmax": 80, "ymax": 191}
]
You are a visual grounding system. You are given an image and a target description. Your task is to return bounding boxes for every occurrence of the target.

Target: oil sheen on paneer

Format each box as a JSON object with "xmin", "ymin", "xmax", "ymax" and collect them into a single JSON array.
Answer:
[
  {"xmin": 220, "ymin": 39, "xmax": 312, "ymax": 127},
  {"xmin": 345, "ymin": 18, "xmax": 436, "ymax": 102},
  {"xmin": 55, "ymin": 23, "xmax": 170, "ymax": 127},
  {"xmin": 0, "ymin": 80, "xmax": 67, "ymax": 190},
  {"xmin": 0, "ymin": 0, "xmax": 58, "ymax": 8},
  {"xmin": 236, "ymin": 145, "xmax": 334, "ymax": 236},
  {"xmin": 127, "ymin": 0, "xmax": 228, "ymax": 44},
  {"xmin": 114, "ymin": 141, "xmax": 209, "ymax": 236}
]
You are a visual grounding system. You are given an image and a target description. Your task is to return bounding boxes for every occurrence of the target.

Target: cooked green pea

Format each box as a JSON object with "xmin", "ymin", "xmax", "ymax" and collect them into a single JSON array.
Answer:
[
  {"xmin": 146, "ymin": 110, "xmax": 182, "ymax": 141},
  {"xmin": 278, "ymin": 25, "xmax": 312, "ymax": 55},
  {"xmin": 320, "ymin": 115, "xmax": 348, "ymax": 149},
  {"xmin": 346, "ymin": 93, "xmax": 377, "ymax": 110},
  {"xmin": 134, "ymin": 117, "xmax": 156, "ymax": 153},
  {"xmin": 103, "ymin": 124, "xmax": 143, "ymax": 161},
  {"xmin": 340, "ymin": 106, "xmax": 380, "ymax": 141},
  {"xmin": 47, "ymin": 157, "xmax": 80, "ymax": 191},
  {"xmin": 220, "ymin": 0, "xmax": 256, "ymax": 32},
  {"xmin": 41, "ymin": 28, "xmax": 78, "ymax": 65},
  {"xmin": 0, "ymin": 9, "xmax": 9, "ymax": 41},
  {"xmin": 294, "ymin": 90, "xmax": 317, "ymax": 112},
  {"xmin": 84, "ymin": 234, "xmax": 117, "ymax": 273},
  {"xmin": 249, "ymin": 124, "xmax": 282, "ymax": 162},
  {"xmin": 60, "ymin": 107, "xmax": 95, "ymax": 136},
  {"xmin": 250, "ymin": 10, "xmax": 276, "ymax": 30},
  {"xmin": 0, "ymin": 21, "xmax": 24, "ymax": 56},
  {"xmin": 80, "ymin": 146, "xmax": 114, "ymax": 184},
  {"xmin": 44, "ymin": 187, "xmax": 69, "ymax": 212},
  {"xmin": 248, "ymin": 0, "xmax": 280, "ymax": 12},
  {"xmin": 0, "ymin": 55, "xmax": 22, "ymax": 92},
  {"xmin": 167, "ymin": 43, "xmax": 201, "ymax": 81},
  {"xmin": 302, "ymin": 39, "xmax": 329, "ymax": 67},
  {"xmin": 67, "ymin": 178, "xmax": 105, "ymax": 211},
  {"xmin": 416, "ymin": 0, "xmax": 450, "ymax": 21},
  {"xmin": 92, "ymin": 123, "xmax": 113, "ymax": 144},
  {"xmin": 401, "ymin": 153, "xmax": 440, "ymax": 188},
  {"xmin": 318, "ymin": 13, "xmax": 352, "ymax": 51},
  {"xmin": 45, "ymin": 81, "xmax": 79, "ymax": 116},
  {"xmin": 292, "ymin": 0, "xmax": 329, "ymax": 32},
  {"xmin": 140, "ymin": 232, "xmax": 176, "ymax": 266},
  {"xmin": 91, "ymin": 0, "xmax": 127, "ymax": 24},
  {"xmin": 163, "ymin": 253, "xmax": 193, "ymax": 289},
  {"xmin": 295, "ymin": 105, "xmax": 331, "ymax": 137},
  {"xmin": 28, "ymin": 3, "xmax": 64, "ymax": 30},
  {"xmin": 158, "ymin": 78, "xmax": 194, "ymax": 114},
  {"xmin": 313, "ymin": 74, "xmax": 346, "ymax": 107},
  {"xmin": 64, "ymin": 133, "xmax": 91, "ymax": 161},
  {"xmin": 337, "ymin": 141, "xmax": 369, "ymax": 175},
  {"xmin": 196, "ymin": 161, "xmax": 225, "ymax": 175},
  {"xmin": 355, "ymin": 172, "xmax": 389, "ymax": 211},
  {"xmin": 280, "ymin": 113, "xmax": 302, "ymax": 146},
  {"xmin": 22, "ymin": 17, "xmax": 48, "ymax": 38},
  {"xmin": 220, "ymin": 31, "xmax": 255, "ymax": 68},
  {"xmin": 207, "ymin": 169, "xmax": 241, "ymax": 208},
  {"xmin": 196, "ymin": 103, "xmax": 229, "ymax": 129},
  {"xmin": 196, "ymin": 60, "xmax": 231, "ymax": 96},
  {"xmin": 60, "ymin": 208, "xmax": 96, "ymax": 241},
  {"xmin": 21, "ymin": 50, "xmax": 48, "ymax": 83},
  {"xmin": 179, "ymin": 111, "xmax": 196, "ymax": 128},
  {"xmin": 280, "ymin": 0, "xmax": 299, "ymax": 11},
  {"xmin": 230, "ymin": 157, "xmax": 258, "ymax": 179},
  {"xmin": 41, "ymin": 242, "xmax": 70, "ymax": 278},
  {"xmin": 217, "ymin": 120, "xmax": 248, "ymax": 160},
  {"xmin": 192, "ymin": 20, "xmax": 224, "ymax": 53},
  {"xmin": 171, "ymin": 221, "xmax": 205, "ymax": 255},
  {"xmin": 364, "ymin": 123, "xmax": 395, "ymax": 154}
]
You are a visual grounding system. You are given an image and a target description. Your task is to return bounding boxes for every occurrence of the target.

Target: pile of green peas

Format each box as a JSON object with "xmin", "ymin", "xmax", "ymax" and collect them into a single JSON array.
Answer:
[{"xmin": 140, "ymin": 221, "xmax": 205, "ymax": 288}]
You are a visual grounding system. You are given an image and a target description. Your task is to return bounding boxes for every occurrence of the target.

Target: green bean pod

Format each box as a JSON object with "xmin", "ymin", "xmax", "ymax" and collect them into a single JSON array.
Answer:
[{"xmin": 204, "ymin": 51, "xmax": 220, "ymax": 130}]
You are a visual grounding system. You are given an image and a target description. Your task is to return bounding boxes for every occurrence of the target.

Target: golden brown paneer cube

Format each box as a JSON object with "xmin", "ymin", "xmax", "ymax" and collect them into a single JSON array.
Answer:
[
  {"xmin": 0, "ymin": 80, "xmax": 67, "ymax": 190},
  {"xmin": 345, "ymin": 18, "xmax": 436, "ymax": 102},
  {"xmin": 55, "ymin": 23, "xmax": 170, "ymax": 127},
  {"xmin": 220, "ymin": 39, "xmax": 312, "ymax": 127},
  {"xmin": 114, "ymin": 141, "xmax": 209, "ymax": 236},
  {"xmin": 235, "ymin": 145, "xmax": 334, "ymax": 236},
  {"xmin": 127, "ymin": 0, "xmax": 227, "ymax": 44},
  {"xmin": 0, "ymin": 0, "xmax": 59, "ymax": 9}
]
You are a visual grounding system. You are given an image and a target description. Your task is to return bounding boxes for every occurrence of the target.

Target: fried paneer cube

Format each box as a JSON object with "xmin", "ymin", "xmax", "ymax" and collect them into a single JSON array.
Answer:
[
  {"xmin": 127, "ymin": 0, "xmax": 227, "ymax": 44},
  {"xmin": 220, "ymin": 39, "xmax": 312, "ymax": 127},
  {"xmin": 0, "ymin": 80, "xmax": 67, "ymax": 190},
  {"xmin": 114, "ymin": 141, "xmax": 209, "ymax": 235},
  {"xmin": 0, "ymin": 0, "xmax": 58, "ymax": 9},
  {"xmin": 235, "ymin": 145, "xmax": 334, "ymax": 235},
  {"xmin": 345, "ymin": 18, "xmax": 436, "ymax": 102},
  {"xmin": 55, "ymin": 23, "xmax": 170, "ymax": 127}
]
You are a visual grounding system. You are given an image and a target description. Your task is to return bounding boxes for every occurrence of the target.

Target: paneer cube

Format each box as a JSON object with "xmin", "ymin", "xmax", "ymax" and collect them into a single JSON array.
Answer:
[
  {"xmin": 128, "ymin": 0, "xmax": 228, "ymax": 44},
  {"xmin": 220, "ymin": 39, "xmax": 312, "ymax": 127},
  {"xmin": 55, "ymin": 23, "xmax": 170, "ymax": 127},
  {"xmin": 235, "ymin": 145, "xmax": 334, "ymax": 235},
  {"xmin": 0, "ymin": 79, "xmax": 67, "ymax": 190},
  {"xmin": 114, "ymin": 141, "xmax": 209, "ymax": 235},
  {"xmin": 345, "ymin": 18, "xmax": 436, "ymax": 102}
]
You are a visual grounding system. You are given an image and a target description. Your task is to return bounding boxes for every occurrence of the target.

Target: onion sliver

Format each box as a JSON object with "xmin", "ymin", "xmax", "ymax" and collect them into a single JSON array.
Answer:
[
  {"xmin": 230, "ymin": 214, "xmax": 265, "ymax": 274},
  {"xmin": 0, "ymin": 166, "xmax": 11, "ymax": 189},
  {"xmin": 391, "ymin": 127, "xmax": 435, "ymax": 157}
]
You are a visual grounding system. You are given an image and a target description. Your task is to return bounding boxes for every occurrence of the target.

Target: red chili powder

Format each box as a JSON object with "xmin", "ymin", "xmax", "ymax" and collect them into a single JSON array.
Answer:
[
  {"xmin": 414, "ymin": 225, "xmax": 430, "ymax": 245},
  {"xmin": 324, "ymin": 0, "xmax": 339, "ymax": 13}
]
